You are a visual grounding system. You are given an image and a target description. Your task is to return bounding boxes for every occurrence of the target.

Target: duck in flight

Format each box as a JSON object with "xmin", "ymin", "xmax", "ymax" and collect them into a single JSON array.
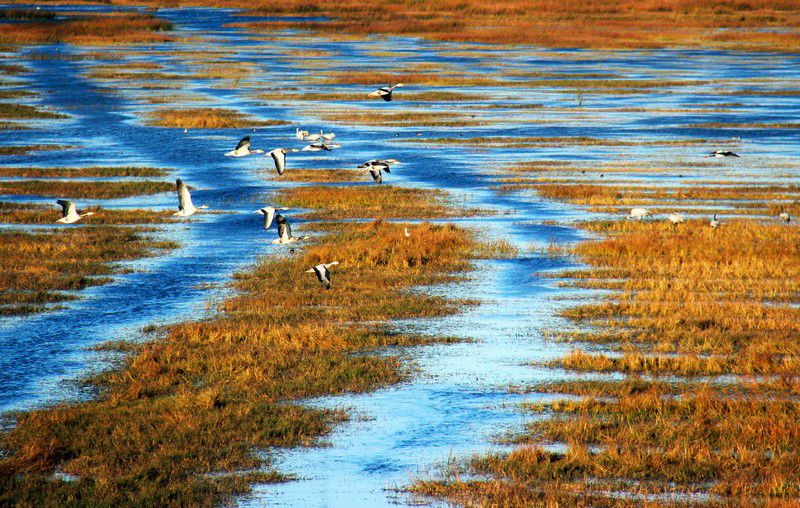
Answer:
[
  {"xmin": 56, "ymin": 200, "xmax": 94, "ymax": 224},
  {"xmin": 174, "ymin": 178, "xmax": 207, "ymax": 217},
  {"xmin": 225, "ymin": 136, "xmax": 264, "ymax": 157},
  {"xmin": 273, "ymin": 212, "xmax": 303, "ymax": 244},
  {"xmin": 302, "ymin": 142, "xmax": 341, "ymax": 152},
  {"xmin": 359, "ymin": 159, "xmax": 399, "ymax": 185},
  {"xmin": 266, "ymin": 148, "xmax": 299, "ymax": 175},
  {"xmin": 254, "ymin": 206, "xmax": 290, "ymax": 230},
  {"xmin": 306, "ymin": 261, "xmax": 339, "ymax": 289},
  {"xmin": 369, "ymin": 83, "xmax": 404, "ymax": 102},
  {"xmin": 708, "ymin": 150, "xmax": 739, "ymax": 157}
]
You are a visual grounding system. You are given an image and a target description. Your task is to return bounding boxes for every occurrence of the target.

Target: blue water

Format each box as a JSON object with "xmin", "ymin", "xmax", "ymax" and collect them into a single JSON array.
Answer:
[{"xmin": 1, "ymin": 5, "xmax": 799, "ymax": 506}]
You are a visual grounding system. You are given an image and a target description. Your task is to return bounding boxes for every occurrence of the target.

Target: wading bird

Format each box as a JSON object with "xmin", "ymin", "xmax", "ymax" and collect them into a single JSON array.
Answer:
[
  {"xmin": 305, "ymin": 132, "xmax": 323, "ymax": 142},
  {"xmin": 306, "ymin": 261, "xmax": 339, "ymax": 289},
  {"xmin": 780, "ymin": 210, "xmax": 791, "ymax": 223},
  {"xmin": 302, "ymin": 142, "xmax": 340, "ymax": 152},
  {"xmin": 321, "ymin": 130, "xmax": 336, "ymax": 140},
  {"xmin": 369, "ymin": 83, "xmax": 404, "ymax": 101},
  {"xmin": 710, "ymin": 214, "xmax": 720, "ymax": 229},
  {"xmin": 254, "ymin": 206, "xmax": 290, "ymax": 230},
  {"xmin": 174, "ymin": 178, "xmax": 207, "ymax": 217},
  {"xmin": 709, "ymin": 150, "xmax": 739, "ymax": 157},
  {"xmin": 295, "ymin": 128, "xmax": 309, "ymax": 140},
  {"xmin": 667, "ymin": 212, "xmax": 685, "ymax": 226},
  {"xmin": 225, "ymin": 136, "xmax": 264, "ymax": 157},
  {"xmin": 273, "ymin": 213, "xmax": 302, "ymax": 244},
  {"xmin": 266, "ymin": 148, "xmax": 298, "ymax": 175},
  {"xmin": 56, "ymin": 200, "xmax": 94, "ymax": 224},
  {"xmin": 629, "ymin": 207, "xmax": 649, "ymax": 220}
]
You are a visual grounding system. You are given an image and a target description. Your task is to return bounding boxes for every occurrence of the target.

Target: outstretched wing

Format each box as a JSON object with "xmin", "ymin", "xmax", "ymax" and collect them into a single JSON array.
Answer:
[
  {"xmin": 176, "ymin": 178, "xmax": 193, "ymax": 211},
  {"xmin": 263, "ymin": 208, "xmax": 276, "ymax": 230},
  {"xmin": 235, "ymin": 136, "xmax": 251, "ymax": 151},
  {"xmin": 270, "ymin": 149, "xmax": 286, "ymax": 175},
  {"xmin": 56, "ymin": 199, "xmax": 74, "ymax": 217},
  {"xmin": 369, "ymin": 168, "xmax": 382, "ymax": 184}
]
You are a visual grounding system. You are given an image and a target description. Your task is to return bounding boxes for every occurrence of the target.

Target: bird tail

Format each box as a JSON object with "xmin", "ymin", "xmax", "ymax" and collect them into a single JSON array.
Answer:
[{"xmin": 198, "ymin": 205, "xmax": 209, "ymax": 209}]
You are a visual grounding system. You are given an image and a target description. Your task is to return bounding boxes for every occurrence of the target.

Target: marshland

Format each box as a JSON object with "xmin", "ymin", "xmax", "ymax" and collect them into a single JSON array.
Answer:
[{"xmin": 0, "ymin": 2, "xmax": 799, "ymax": 507}]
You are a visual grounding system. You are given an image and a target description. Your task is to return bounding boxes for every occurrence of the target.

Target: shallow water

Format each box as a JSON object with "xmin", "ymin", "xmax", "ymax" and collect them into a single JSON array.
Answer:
[{"xmin": 1, "ymin": 5, "xmax": 799, "ymax": 506}]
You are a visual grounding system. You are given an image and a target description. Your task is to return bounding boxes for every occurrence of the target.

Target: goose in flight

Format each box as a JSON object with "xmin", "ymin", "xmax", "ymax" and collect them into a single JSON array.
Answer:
[
  {"xmin": 709, "ymin": 214, "xmax": 720, "ymax": 229},
  {"xmin": 306, "ymin": 261, "xmax": 339, "ymax": 289},
  {"xmin": 225, "ymin": 136, "xmax": 264, "ymax": 157},
  {"xmin": 174, "ymin": 178, "xmax": 207, "ymax": 217},
  {"xmin": 305, "ymin": 132, "xmax": 323, "ymax": 142},
  {"xmin": 56, "ymin": 200, "xmax": 94, "ymax": 224},
  {"xmin": 628, "ymin": 207, "xmax": 649, "ymax": 220},
  {"xmin": 302, "ymin": 142, "xmax": 341, "ymax": 152},
  {"xmin": 369, "ymin": 83, "xmax": 404, "ymax": 102},
  {"xmin": 273, "ymin": 213, "xmax": 302, "ymax": 244},
  {"xmin": 780, "ymin": 210, "xmax": 791, "ymax": 223},
  {"xmin": 254, "ymin": 206, "xmax": 289, "ymax": 230},
  {"xmin": 358, "ymin": 159, "xmax": 399, "ymax": 171},
  {"xmin": 667, "ymin": 212, "xmax": 685, "ymax": 226},
  {"xmin": 321, "ymin": 130, "xmax": 335, "ymax": 140},
  {"xmin": 708, "ymin": 150, "xmax": 739, "ymax": 157},
  {"xmin": 266, "ymin": 148, "xmax": 299, "ymax": 175},
  {"xmin": 296, "ymin": 128, "xmax": 309, "ymax": 140}
]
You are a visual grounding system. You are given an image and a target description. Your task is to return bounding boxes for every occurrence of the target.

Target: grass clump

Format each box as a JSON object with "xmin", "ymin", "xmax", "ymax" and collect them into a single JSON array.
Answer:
[
  {"xmin": 147, "ymin": 107, "xmax": 289, "ymax": 129},
  {"xmin": 0, "ymin": 12, "xmax": 173, "ymax": 46},
  {"xmin": 0, "ymin": 180, "xmax": 174, "ymax": 198},
  {"xmin": 0, "ymin": 145, "xmax": 71, "ymax": 156},
  {"xmin": 0, "ymin": 166, "xmax": 169, "ymax": 178},
  {"xmin": 0, "ymin": 201, "xmax": 175, "ymax": 225},
  {"xmin": 0, "ymin": 103, "xmax": 66, "ymax": 119}
]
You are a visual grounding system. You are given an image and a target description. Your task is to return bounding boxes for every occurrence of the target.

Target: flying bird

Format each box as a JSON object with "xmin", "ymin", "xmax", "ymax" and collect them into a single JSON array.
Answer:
[
  {"xmin": 225, "ymin": 136, "xmax": 264, "ymax": 157},
  {"xmin": 266, "ymin": 148, "xmax": 298, "ymax": 175},
  {"xmin": 174, "ymin": 178, "xmax": 207, "ymax": 217},
  {"xmin": 708, "ymin": 150, "xmax": 739, "ymax": 157},
  {"xmin": 369, "ymin": 83, "xmax": 404, "ymax": 102},
  {"xmin": 358, "ymin": 159, "xmax": 400, "ymax": 172},
  {"xmin": 254, "ymin": 206, "xmax": 290, "ymax": 230},
  {"xmin": 273, "ymin": 213, "xmax": 302, "ymax": 244},
  {"xmin": 56, "ymin": 200, "xmax": 94, "ymax": 224},
  {"xmin": 710, "ymin": 214, "xmax": 720, "ymax": 229},
  {"xmin": 306, "ymin": 261, "xmax": 339, "ymax": 289},
  {"xmin": 404, "ymin": 227, "xmax": 411, "ymax": 238},
  {"xmin": 629, "ymin": 207, "xmax": 649, "ymax": 220},
  {"xmin": 780, "ymin": 211, "xmax": 791, "ymax": 223},
  {"xmin": 302, "ymin": 142, "xmax": 340, "ymax": 152}
]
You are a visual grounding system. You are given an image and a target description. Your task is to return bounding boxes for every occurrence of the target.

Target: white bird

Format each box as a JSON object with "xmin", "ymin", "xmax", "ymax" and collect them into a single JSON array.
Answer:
[
  {"xmin": 254, "ymin": 206, "xmax": 289, "ymax": 230},
  {"xmin": 708, "ymin": 150, "xmax": 739, "ymax": 158},
  {"xmin": 174, "ymin": 178, "xmax": 207, "ymax": 217},
  {"xmin": 710, "ymin": 214, "xmax": 720, "ymax": 229},
  {"xmin": 295, "ymin": 128, "xmax": 309, "ymax": 140},
  {"xmin": 320, "ymin": 130, "xmax": 335, "ymax": 140},
  {"xmin": 404, "ymin": 227, "xmax": 411, "ymax": 238},
  {"xmin": 369, "ymin": 83, "xmax": 404, "ymax": 102},
  {"xmin": 272, "ymin": 213, "xmax": 303, "ymax": 244},
  {"xmin": 780, "ymin": 211, "xmax": 791, "ymax": 224},
  {"xmin": 306, "ymin": 261, "xmax": 339, "ymax": 289},
  {"xmin": 225, "ymin": 135, "xmax": 264, "ymax": 157},
  {"xmin": 56, "ymin": 200, "xmax": 94, "ymax": 224},
  {"xmin": 266, "ymin": 148, "xmax": 298, "ymax": 175},
  {"xmin": 358, "ymin": 159, "xmax": 400, "ymax": 171},
  {"xmin": 667, "ymin": 212, "xmax": 685, "ymax": 226},
  {"xmin": 629, "ymin": 207, "xmax": 649, "ymax": 220},
  {"xmin": 365, "ymin": 166, "xmax": 385, "ymax": 184},
  {"xmin": 305, "ymin": 132, "xmax": 323, "ymax": 142},
  {"xmin": 302, "ymin": 142, "xmax": 340, "ymax": 152}
]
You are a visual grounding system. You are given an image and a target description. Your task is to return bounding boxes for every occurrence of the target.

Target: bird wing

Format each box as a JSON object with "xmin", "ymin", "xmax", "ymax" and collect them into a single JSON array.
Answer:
[
  {"xmin": 235, "ymin": 136, "xmax": 251, "ymax": 150},
  {"xmin": 56, "ymin": 199, "xmax": 73, "ymax": 217},
  {"xmin": 263, "ymin": 208, "xmax": 275, "ymax": 230},
  {"xmin": 176, "ymin": 179, "xmax": 193, "ymax": 211},
  {"xmin": 369, "ymin": 168, "xmax": 382, "ymax": 184},
  {"xmin": 276, "ymin": 214, "xmax": 291, "ymax": 240},
  {"xmin": 321, "ymin": 266, "xmax": 331, "ymax": 287},
  {"xmin": 270, "ymin": 149, "xmax": 286, "ymax": 174}
]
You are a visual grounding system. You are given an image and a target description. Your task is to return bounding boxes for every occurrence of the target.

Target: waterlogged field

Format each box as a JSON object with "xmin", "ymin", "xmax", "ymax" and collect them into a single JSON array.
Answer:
[{"xmin": 0, "ymin": 3, "xmax": 799, "ymax": 507}]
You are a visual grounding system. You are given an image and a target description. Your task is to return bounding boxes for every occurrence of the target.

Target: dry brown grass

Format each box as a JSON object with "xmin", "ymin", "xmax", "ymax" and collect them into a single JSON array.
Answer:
[
  {"xmin": 0, "ymin": 201, "xmax": 175, "ymax": 225},
  {"xmin": 274, "ymin": 168, "xmax": 362, "ymax": 183},
  {"xmin": 0, "ymin": 12, "xmax": 174, "ymax": 46},
  {"xmin": 0, "ymin": 166, "xmax": 168, "ymax": 177},
  {"xmin": 217, "ymin": 0, "xmax": 800, "ymax": 52},
  {"xmin": 0, "ymin": 145, "xmax": 72, "ymax": 156},
  {"xmin": 0, "ymin": 180, "xmax": 174, "ymax": 198},
  {"xmin": 147, "ymin": 107, "xmax": 289, "ymax": 129},
  {"xmin": 0, "ymin": 216, "xmax": 485, "ymax": 504}
]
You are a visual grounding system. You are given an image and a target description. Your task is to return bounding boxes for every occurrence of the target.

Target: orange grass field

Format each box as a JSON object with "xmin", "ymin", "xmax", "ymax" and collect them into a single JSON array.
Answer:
[{"xmin": 0, "ymin": 181, "xmax": 501, "ymax": 505}]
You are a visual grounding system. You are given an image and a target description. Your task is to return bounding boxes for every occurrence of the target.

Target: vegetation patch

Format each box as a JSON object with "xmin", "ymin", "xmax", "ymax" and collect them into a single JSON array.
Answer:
[
  {"xmin": 0, "ymin": 145, "xmax": 72, "ymax": 156},
  {"xmin": 0, "ymin": 103, "xmax": 67, "ymax": 120},
  {"xmin": 0, "ymin": 12, "xmax": 173, "ymax": 46},
  {"xmin": 0, "ymin": 166, "xmax": 169, "ymax": 178},
  {"xmin": 0, "ymin": 180, "xmax": 174, "ymax": 199},
  {"xmin": 147, "ymin": 107, "xmax": 289, "ymax": 129}
]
